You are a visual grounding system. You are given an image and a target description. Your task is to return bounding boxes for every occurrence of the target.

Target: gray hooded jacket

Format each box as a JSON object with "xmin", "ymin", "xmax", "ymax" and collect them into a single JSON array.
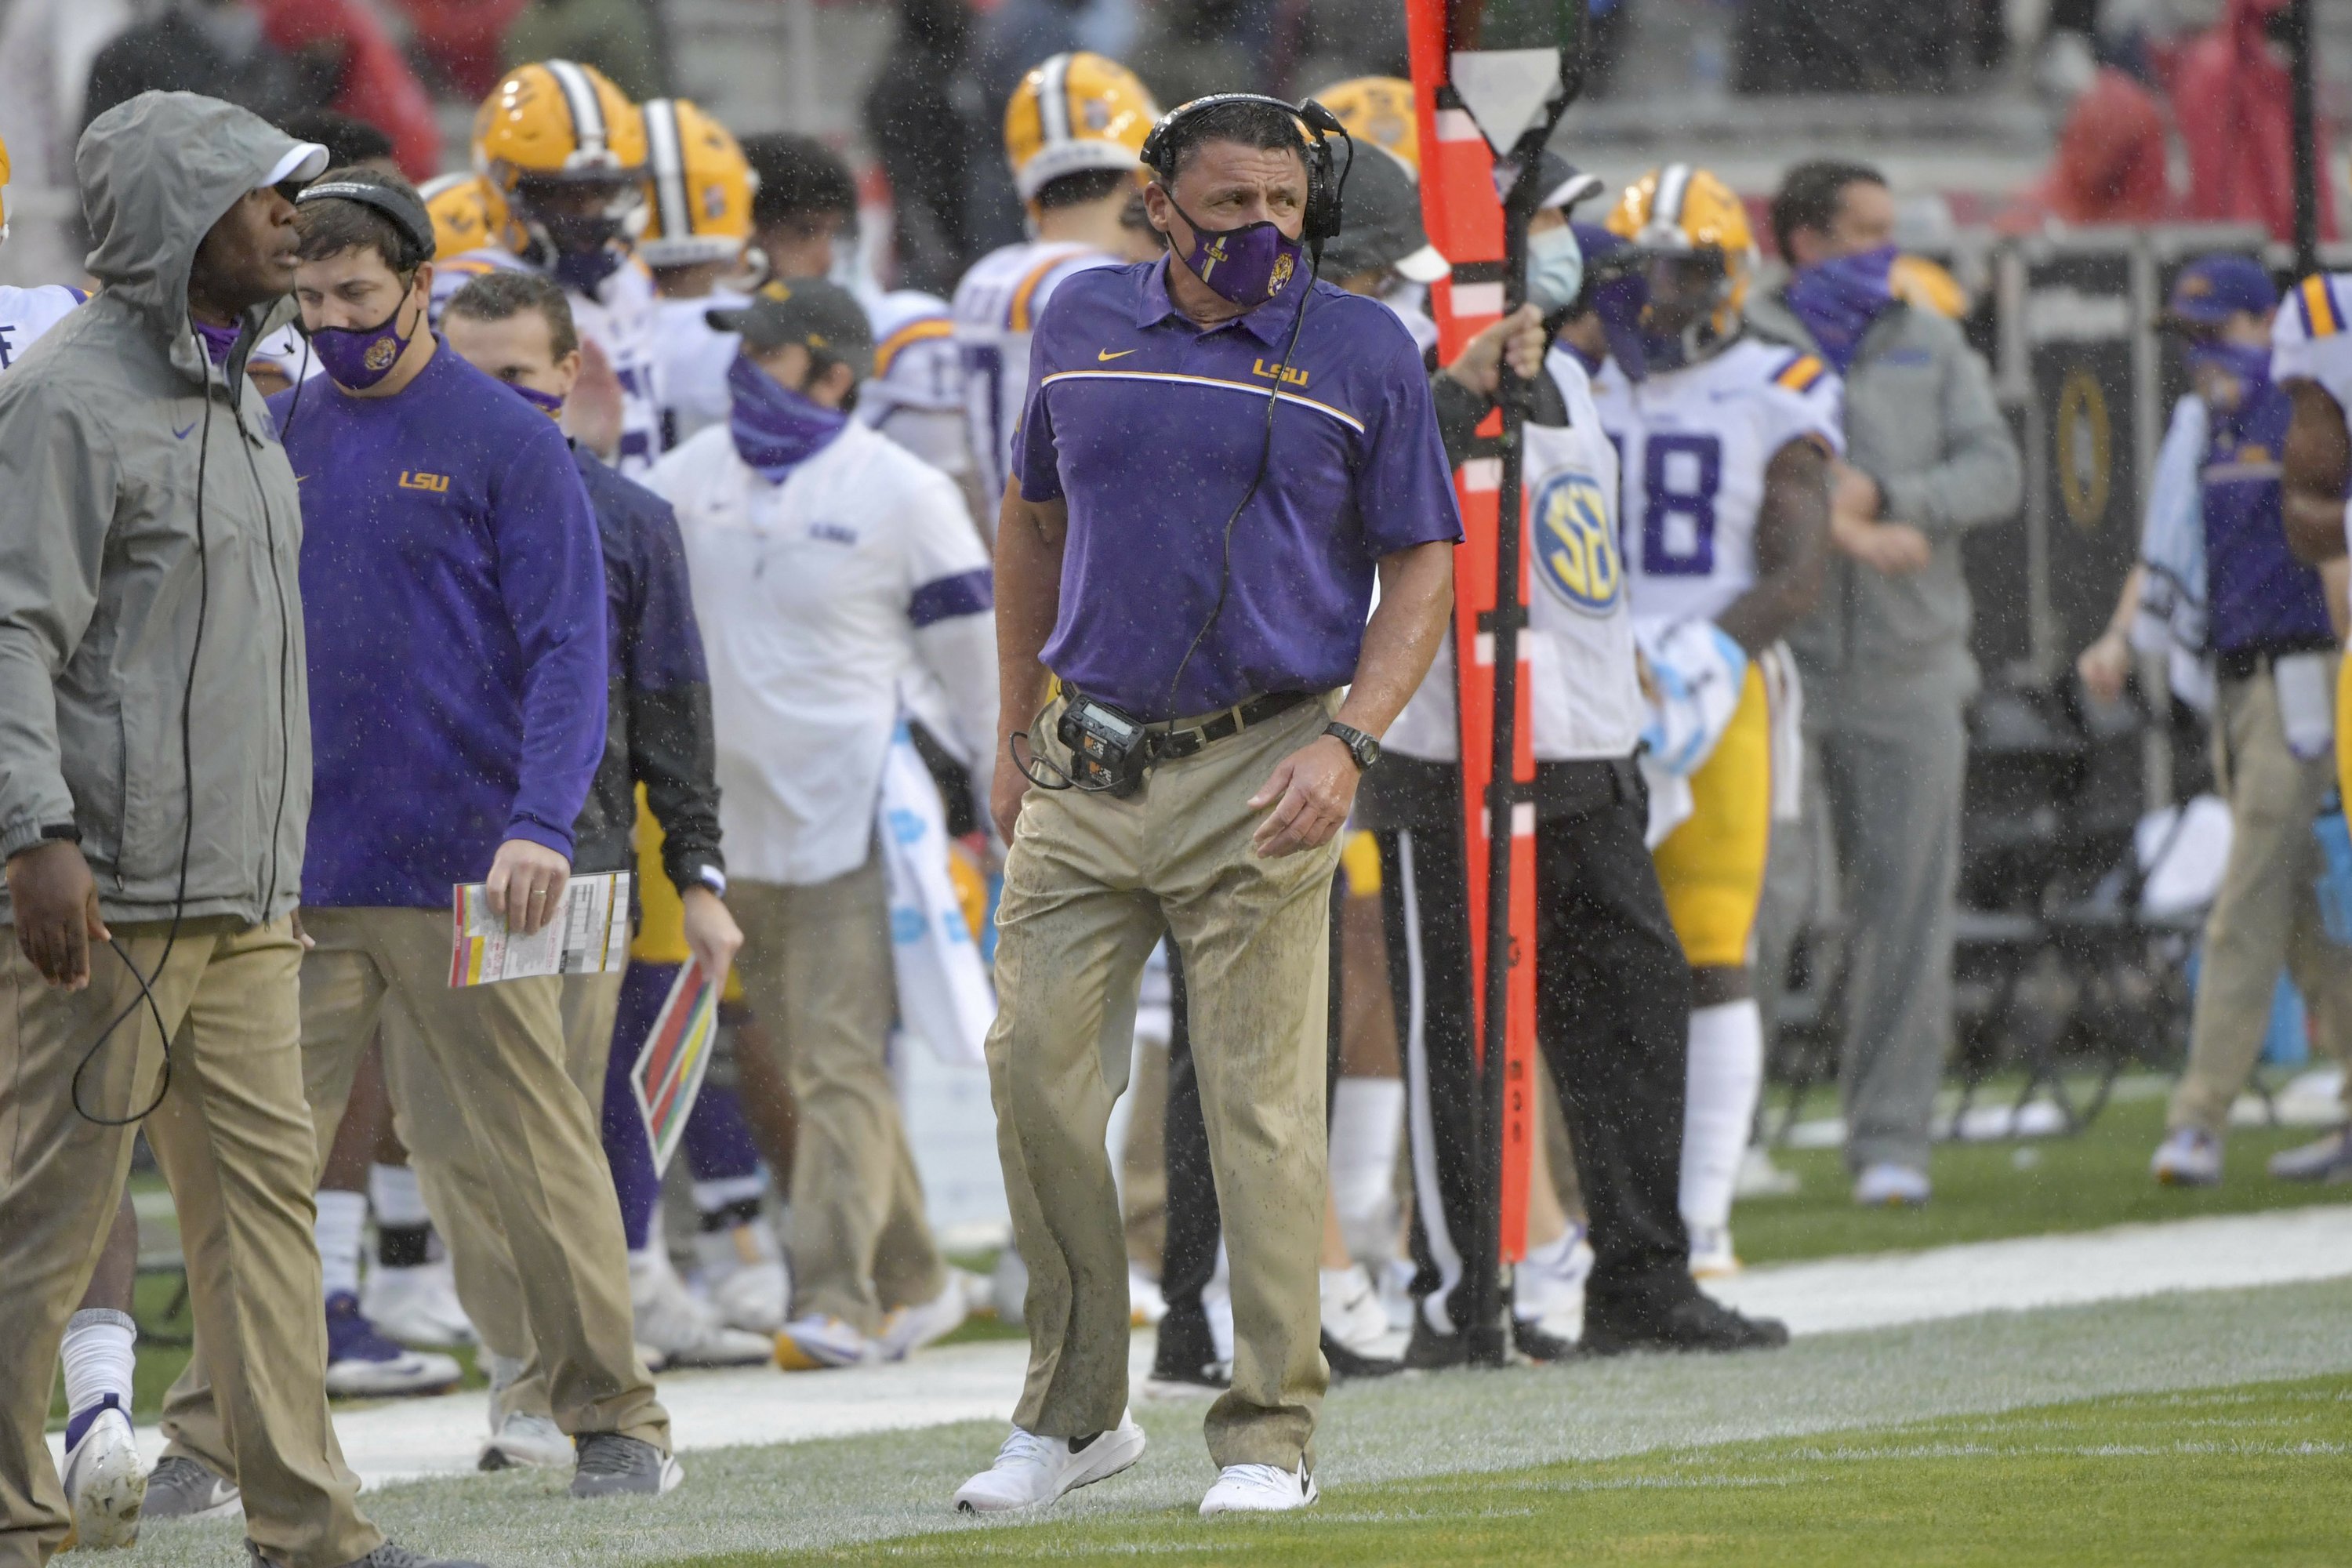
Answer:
[
  {"xmin": 1746, "ymin": 289, "xmax": 2022, "ymax": 705},
  {"xmin": 0, "ymin": 93, "xmax": 321, "ymax": 925}
]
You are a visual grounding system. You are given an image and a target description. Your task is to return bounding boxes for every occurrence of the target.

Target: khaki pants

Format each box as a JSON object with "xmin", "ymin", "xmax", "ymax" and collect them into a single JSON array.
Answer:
[
  {"xmin": 400, "ymin": 970, "xmax": 626, "ymax": 1421},
  {"xmin": 731, "ymin": 858, "xmax": 943, "ymax": 1334},
  {"xmin": 990, "ymin": 693, "xmax": 1341, "ymax": 1469},
  {"xmin": 163, "ymin": 909, "xmax": 665, "ymax": 1459},
  {"xmin": 2169, "ymin": 667, "xmax": 2352, "ymax": 1134},
  {"xmin": 0, "ymin": 918, "xmax": 379, "ymax": 1568}
]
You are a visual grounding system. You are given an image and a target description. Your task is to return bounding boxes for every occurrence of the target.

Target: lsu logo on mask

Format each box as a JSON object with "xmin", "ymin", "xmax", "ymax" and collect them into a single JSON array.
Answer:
[
  {"xmin": 1531, "ymin": 466, "xmax": 1619, "ymax": 615},
  {"xmin": 364, "ymin": 337, "xmax": 399, "ymax": 372},
  {"xmin": 1269, "ymin": 252, "xmax": 1294, "ymax": 292}
]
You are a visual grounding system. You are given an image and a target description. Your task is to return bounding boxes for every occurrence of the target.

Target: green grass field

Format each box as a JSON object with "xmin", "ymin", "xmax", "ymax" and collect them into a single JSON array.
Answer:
[
  {"xmin": 64, "ymin": 1080, "xmax": 2341, "ymax": 1427},
  {"xmin": 1733, "ymin": 1083, "xmax": 2343, "ymax": 1265},
  {"xmin": 96, "ymin": 1280, "xmax": 2352, "ymax": 1566},
  {"xmin": 670, "ymin": 1375, "xmax": 2352, "ymax": 1568}
]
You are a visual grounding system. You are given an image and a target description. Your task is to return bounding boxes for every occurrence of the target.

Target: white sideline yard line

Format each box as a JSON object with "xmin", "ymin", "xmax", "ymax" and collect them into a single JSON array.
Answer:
[
  {"xmin": 55, "ymin": 1205, "xmax": 2352, "ymax": 1491},
  {"xmin": 1709, "ymin": 1203, "xmax": 2352, "ymax": 1334}
]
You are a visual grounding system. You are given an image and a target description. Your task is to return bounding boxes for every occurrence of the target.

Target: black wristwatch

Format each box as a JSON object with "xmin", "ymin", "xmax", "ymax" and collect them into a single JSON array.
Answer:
[{"xmin": 1325, "ymin": 721, "xmax": 1380, "ymax": 771}]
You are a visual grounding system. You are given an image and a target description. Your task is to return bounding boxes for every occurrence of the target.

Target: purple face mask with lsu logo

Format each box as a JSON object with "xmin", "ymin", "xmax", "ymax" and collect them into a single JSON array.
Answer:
[
  {"xmin": 310, "ymin": 289, "xmax": 421, "ymax": 390},
  {"xmin": 1168, "ymin": 198, "xmax": 1305, "ymax": 310}
]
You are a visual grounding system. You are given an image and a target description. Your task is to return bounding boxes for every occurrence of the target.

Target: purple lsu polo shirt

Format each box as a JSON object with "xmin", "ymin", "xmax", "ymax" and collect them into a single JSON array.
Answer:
[{"xmin": 1014, "ymin": 258, "xmax": 1462, "ymax": 722}]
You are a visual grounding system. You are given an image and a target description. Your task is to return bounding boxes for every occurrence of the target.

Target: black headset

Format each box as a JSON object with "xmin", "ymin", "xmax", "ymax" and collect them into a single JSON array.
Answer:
[
  {"xmin": 293, "ymin": 177, "xmax": 437, "ymax": 262},
  {"xmin": 1140, "ymin": 93, "xmax": 1349, "ymax": 247}
]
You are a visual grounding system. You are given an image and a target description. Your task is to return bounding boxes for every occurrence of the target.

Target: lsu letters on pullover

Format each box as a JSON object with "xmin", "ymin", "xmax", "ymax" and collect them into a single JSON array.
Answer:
[{"xmin": 274, "ymin": 345, "xmax": 609, "ymax": 907}]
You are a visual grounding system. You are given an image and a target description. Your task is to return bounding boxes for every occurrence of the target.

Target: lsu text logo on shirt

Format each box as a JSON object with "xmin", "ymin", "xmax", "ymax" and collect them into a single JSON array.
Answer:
[
  {"xmin": 399, "ymin": 470, "xmax": 452, "ymax": 493},
  {"xmin": 1532, "ymin": 466, "xmax": 1620, "ymax": 615}
]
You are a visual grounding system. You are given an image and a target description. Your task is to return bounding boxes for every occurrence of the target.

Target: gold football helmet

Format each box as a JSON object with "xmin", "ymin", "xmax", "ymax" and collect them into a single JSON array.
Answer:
[
  {"xmin": 1889, "ymin": 252, "xmax": 1969, "ymax": 319},
  {"xmin": 638, "ymin": 99, "xmax": 757, "ymax": 268},
  {"xmin": 1004, "ymin": 52, "xmax": 1158, "ymax": 204},
  {"xmin": 474, "ymin": 60, "xmax": 648, "ymax": 255},
  {"xmin": 1312, "ymin": 76, "xmax": 1418, "ymax": 170},
  {"xmin": 419, "ymin": 171, "xmax": 525, "ymax": 259},
  {"xmin": 1605, "ymin": 164, "xmax": 1759, "ymax": 368}
]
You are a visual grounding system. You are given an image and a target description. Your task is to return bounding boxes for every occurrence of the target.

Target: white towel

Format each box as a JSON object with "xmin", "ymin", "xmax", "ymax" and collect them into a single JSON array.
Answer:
[{"xmin": 877, "ymin": 724, "xmax": 995, "ymax": 1066}]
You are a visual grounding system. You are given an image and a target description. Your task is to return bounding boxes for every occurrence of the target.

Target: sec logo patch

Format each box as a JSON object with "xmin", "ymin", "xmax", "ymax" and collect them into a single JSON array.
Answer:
[{"xmin": 1531, "ymin": 467, "xmax": 1619, "ymax": 615}]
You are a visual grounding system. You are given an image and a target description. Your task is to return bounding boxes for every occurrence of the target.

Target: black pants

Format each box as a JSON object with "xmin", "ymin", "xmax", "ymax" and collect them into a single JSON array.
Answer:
[
  {"xmin": 1377, "ymin": 787, "xmax": 1693, "ymax": 1334},
  {"xmin": 1156, "ymin": 884, "xmax": 1345, "ymax": 1374}
]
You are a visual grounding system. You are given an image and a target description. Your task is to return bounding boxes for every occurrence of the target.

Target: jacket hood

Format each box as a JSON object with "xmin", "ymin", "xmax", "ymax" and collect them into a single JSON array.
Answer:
[{"xmin": 76, "ymin": 91, "xmax": 325, "ymax": 379}]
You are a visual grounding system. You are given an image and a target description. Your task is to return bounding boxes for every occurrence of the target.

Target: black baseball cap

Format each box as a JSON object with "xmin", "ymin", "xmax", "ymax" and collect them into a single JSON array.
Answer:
[
  {"xmin": 707, "ymin": 277, "xmax": 874, "ymax": 376},
  {"xmin": 1316, "ymin": 142, "xmax": 1448, "ymax": 285}
]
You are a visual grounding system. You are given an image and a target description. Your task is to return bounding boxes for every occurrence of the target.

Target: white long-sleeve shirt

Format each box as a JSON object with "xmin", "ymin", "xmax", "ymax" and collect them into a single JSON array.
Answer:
[{"xmin": 645, "ymin": 418, "xmax": 998, "ymax": 884}]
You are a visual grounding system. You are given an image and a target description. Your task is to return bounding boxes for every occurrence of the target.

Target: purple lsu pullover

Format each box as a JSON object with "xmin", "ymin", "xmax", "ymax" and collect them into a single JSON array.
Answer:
[{"xmin": 272, "ymin": 344, "xmax": 609, "ymax": 907}]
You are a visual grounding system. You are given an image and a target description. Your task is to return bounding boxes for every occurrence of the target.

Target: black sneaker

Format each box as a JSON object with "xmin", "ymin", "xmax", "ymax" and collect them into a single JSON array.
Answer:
[
  {"xmin": 248, "ymin": 1541, "xmax": 489, "ymax": 1567},
  {"xmin": 569, "ymin": 1433, "xmax": 684, "ymax": 1498},
  {"xmin": 1584, "ymin": 1294, "xmax": 1789, "ymax": 1356},
  {"xmin": 1145, "ymin": 1306, "xmax": 1229, "ymax": 1398},
  {"xmin": 1401, "ymin": 1312, "xmax": 1467, "ymax": 1370},
  {"xmin": 1319, "ymin": 1328, "xmax": 1402, "ymax": 1380},
  {"xmin": 1510, "ymin": 1316, "xmax": 1582, "ymax": 1363}
]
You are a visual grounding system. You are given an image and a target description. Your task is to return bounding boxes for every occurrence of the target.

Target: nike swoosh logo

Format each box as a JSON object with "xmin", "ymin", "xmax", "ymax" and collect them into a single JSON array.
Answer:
[
  {"xmin": 1097, "ymin": 349, "xmax": 1138, "ymax": 362},
  {"xmin": 173, "ymin": 423, "xmax": 196, "ymax": 440}
]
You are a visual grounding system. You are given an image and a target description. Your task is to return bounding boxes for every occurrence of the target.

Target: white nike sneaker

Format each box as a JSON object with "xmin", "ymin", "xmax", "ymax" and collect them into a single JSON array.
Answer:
[
  {"xmin": 478, "ymin": 1410, "xmax": 572, "ymax": 1472},
  {"xmin": 322, "ymin": 1293, "xmax": 463, "ymax": 1397},
  {"xmin": 1852, "ymin": 1163, "xmax": 1932, "ymax": 1207},
  {"xmin": 879, "ymin": 1279, "xmax": 968, "ymax": 1361},
  {"xmin": 952, "ymin": 1415, "xmax": 1146, "ymax": 1512},
  {"xmin": 1513, "ymin": 1224, "xmax": 1594, "ymax": 1341},
  {"xmin": 1200, "ymin": 1459, "xmax": 1318, "ymax": 1515},
  {"xmin": 775, "ymin": 1314, "xmax": 875, "ymax": 1370},
  {"xmin": 62, "ymin": 1401, "xmax": 145, "ymax": 1548},
  {"xmin": 1128, "ymin": 1265, "xmax": 1167, "ymax": 1328},
  {"xmin": 362, "ymin": 1258, "xmax": 478, "ymax": 1348},
  {"xmin": 1686, "ymin": 1224, "xmax": 1741, "ymax": 1279},
  {"xmin": 692, "ymin": 1219, "xmax": 790, "ymax": 1334},
  {"xmin": 629, "ymin": 1250, "xmax": 773, "ymax": 1368},
  {"xmin": 2151, "ymin": 1127, "xmax": 2223, "ymax": 1187},
  {"xmin": 1318, "ymin": 1264, "xmax": 1391, "ymax": 1353}
]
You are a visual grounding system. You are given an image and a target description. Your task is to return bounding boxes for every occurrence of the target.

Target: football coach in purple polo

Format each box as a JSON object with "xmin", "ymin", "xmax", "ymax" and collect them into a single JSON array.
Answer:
[{"xmin": 955, "ymin": 94, "xmax": 1459, "ymax": 1519}]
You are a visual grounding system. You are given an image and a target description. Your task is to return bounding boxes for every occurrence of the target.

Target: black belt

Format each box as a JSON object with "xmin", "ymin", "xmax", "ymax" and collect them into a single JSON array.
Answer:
[{"xmin": 1146, "ymin": 691, "xmax": 1312, "ymax": 760}]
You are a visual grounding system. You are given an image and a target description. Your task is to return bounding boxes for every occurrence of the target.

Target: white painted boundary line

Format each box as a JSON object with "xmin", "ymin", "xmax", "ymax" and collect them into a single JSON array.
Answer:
[
  {"xmin": 1712, "ymin": 1204, "xmax": 2352, "ymax": 1336},
  {"xmin": 54, "ymin": 1206, "xmax": 2352, "ymax": 1490}
]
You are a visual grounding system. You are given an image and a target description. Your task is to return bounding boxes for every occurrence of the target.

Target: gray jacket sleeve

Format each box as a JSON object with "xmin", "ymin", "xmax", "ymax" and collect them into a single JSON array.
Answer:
[
  {"xmin": 0, "ymin": 380, "xmax": 117, "ymax": 858},
  {"xmin": 1875, "ymin": 321, "xmax": 2021, "ymax": 535}
]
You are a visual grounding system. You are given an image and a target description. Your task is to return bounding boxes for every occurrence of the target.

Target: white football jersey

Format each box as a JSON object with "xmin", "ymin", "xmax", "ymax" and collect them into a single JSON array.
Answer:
[
  {"xmin": 0, "ymin": 283, "xmax": 85, "ymax": 372},
  {"xmin": 1592, "ymin": 336, "xmax": 1844, "ymax": 629},
  {"xmin": 952, "ymin": 240, "xmax": 1124, "ymax": 503},
  {"xmin": 860, "ymin": 289, "xmax": 967, "ymax": 474},
  {"xmin": 2273, "ymin": 273, "xmax": 2352, "ymax": 420},
  {"xmin": 652, "ymin": 288, "xmax": 742, "ymax": 452},
  {"xmin": 1385, "ymin": 348, "xmax": 1643, "ymax": 763},
  {"xmin": 434, "ymin": 246, "xmax": 666, "ymax": 476}
]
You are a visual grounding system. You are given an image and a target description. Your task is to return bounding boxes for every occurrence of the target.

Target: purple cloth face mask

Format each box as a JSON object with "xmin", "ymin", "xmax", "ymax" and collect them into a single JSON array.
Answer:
[
  {"xmin": 1168, "ymin": 198, "xmax": 1306, "ymax": 310},
  {"xmin": 310, "ymin": 291, "xmax": 422, "ymax": 390},
  {"xmin": 507, "ymin": 381, "xmax": 567, "ymax": 419}
]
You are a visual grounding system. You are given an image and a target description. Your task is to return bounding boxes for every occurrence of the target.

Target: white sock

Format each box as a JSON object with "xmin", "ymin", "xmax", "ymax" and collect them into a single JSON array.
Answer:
[
  {"xmin": 1328, "ymin": 1078, "xmax": 1405, "ymax": 1247},
  {"xmin": 368, "ymin": 1162, "xmax": 430, "ymax": 1229},
  {"xmin": 61, "ymin": 1308, "xmax": 136, "ymax": 1417},
  {"xmin": 1679, "ymin": 1000, "xmax": 1764, "ymax": 1234},
  {"xmin": 314, "ymin": 1188, "xmax": 368, "ymax": 1301}
]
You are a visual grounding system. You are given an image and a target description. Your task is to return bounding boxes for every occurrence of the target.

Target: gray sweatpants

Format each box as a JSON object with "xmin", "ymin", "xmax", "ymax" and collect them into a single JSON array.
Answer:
[{"xmin": 1762, "ymin": 688, "xmax": 1967, "ymax": 1175}]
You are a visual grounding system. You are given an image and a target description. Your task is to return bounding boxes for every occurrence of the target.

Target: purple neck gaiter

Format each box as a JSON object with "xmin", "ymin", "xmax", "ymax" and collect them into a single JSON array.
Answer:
[{"xmin": 193, "ymin": 319, "xmax": 241, "ymax": 366}]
